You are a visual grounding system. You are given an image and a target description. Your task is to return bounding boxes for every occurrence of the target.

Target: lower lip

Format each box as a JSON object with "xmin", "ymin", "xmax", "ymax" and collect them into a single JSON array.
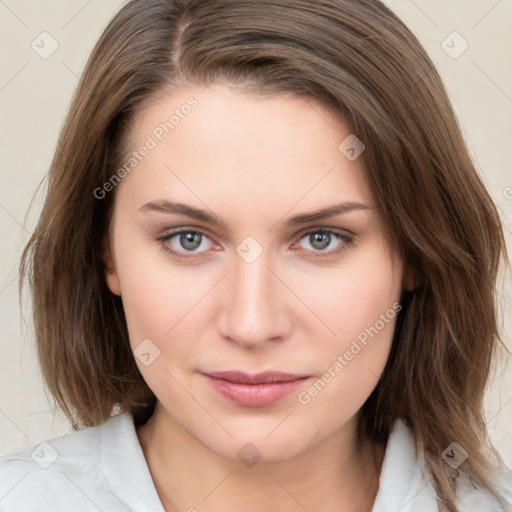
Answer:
[{"xmin": 203, "ymin": 375, "xmax": 308, "ymax": 407}]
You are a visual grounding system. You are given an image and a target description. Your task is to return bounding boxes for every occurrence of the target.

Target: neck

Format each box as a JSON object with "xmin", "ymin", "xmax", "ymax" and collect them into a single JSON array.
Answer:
[{"xmin": 136, "ymin": 404, "xmax": 384, "ymax": 512}]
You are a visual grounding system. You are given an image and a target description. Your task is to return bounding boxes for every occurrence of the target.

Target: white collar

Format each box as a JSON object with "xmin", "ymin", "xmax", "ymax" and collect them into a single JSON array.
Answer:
[
  {"xmin": 101, "ymin": 413, "xmax": 509, "ymax": 511},
  {"xmin": 371, "ymin": 418, "xmax": 439, "ymax": 511},
  {"xmin": 100, "ymin": 413, "xmax": 165, "ymax": 512}
]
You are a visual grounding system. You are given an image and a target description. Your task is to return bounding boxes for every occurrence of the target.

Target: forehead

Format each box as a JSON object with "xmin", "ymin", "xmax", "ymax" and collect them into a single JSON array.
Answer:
[{"xmin": 115, "ymin": 83, "xmax": 374, "ymax": 219}]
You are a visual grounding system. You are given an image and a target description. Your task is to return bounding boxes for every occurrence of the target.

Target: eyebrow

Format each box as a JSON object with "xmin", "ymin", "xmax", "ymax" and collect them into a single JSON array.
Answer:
[{"xmin": 139, "ymin": 199, "xmax": 371, "ymax": 228}]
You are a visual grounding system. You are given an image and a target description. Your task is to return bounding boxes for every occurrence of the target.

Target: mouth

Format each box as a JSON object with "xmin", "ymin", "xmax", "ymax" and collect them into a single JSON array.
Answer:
[{"xmin": 201, "ymin": 371, "xmax": 310, "ymax": 407}]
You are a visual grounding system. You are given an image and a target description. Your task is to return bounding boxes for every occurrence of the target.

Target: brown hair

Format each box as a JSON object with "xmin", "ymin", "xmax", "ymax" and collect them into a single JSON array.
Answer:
[{"xmin": 19, "ymin": 0, "xmax": 510, "ymax": 510}]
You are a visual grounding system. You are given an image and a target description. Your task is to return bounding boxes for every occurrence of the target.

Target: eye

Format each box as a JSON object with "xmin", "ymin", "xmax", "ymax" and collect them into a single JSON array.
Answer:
[
  {"xmin": 294, "ymin": 228, "xmax": 354, "ymax": 257},
  {"xmin": 157, "ymin": 227, "xmax": 355, "ymax": 261},
  {"xmin": 157, "ymin": 228, "xmax": 215, "ymax": 260}
]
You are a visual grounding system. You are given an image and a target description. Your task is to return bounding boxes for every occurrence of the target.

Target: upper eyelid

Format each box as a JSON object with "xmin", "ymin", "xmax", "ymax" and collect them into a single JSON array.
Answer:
[{"xmin": 294, "ymin": 225, "xmax": 355, "ymax": 238}]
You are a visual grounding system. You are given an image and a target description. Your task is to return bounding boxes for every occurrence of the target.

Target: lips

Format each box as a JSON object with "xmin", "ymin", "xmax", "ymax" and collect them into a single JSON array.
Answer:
[
  {"xmin": 202, "ymin": 371, "xmax": 310, "ymax": 407},
  {"xmin": 204, "ymin": 371, "xmax": 307, "ymax": 384}
]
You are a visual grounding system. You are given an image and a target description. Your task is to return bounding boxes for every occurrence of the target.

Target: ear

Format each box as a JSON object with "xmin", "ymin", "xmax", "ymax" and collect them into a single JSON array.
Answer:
[
  {"xmin": 403, "ymin": 262, "xmax": 421, "ymax": 292},
  {"xmin": 102, "ymin": 234, "xmax": 121, "ymax": 296}
]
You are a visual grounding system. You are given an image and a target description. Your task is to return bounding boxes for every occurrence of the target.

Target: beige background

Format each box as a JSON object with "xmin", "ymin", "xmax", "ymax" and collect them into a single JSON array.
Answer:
[{"xmin": 1, "ymin": 0, "xmax": 511, "ymax": 464}]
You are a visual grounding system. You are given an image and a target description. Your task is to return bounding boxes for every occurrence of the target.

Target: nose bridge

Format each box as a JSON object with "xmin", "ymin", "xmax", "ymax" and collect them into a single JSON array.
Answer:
[
  {"xmin": 220, "ymin": 247, "xmax": 286, "ymax": 346},
  {"xmin": 234, "ymin": 251, "xmax": 271, "ymax": 306}
]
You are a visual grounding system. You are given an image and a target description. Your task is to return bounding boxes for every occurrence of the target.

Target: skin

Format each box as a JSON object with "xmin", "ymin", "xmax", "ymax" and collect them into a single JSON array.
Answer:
[{"xmin": 103, "ymin": 82, "xmax": 415, "ymax": 512}]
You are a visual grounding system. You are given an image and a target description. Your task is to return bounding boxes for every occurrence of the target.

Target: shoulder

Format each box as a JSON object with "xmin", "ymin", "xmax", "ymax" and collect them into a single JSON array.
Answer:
[
  {"xmin": 373, "ymin": 419, "xmax": 512, "ymax": 512},
  {"xmin": 0, "ymin": 413, "xmax": 134, "ymax": 511}
]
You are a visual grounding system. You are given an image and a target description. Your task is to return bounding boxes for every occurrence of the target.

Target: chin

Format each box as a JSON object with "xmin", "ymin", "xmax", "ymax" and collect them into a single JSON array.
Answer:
[{"xmin": 200, "ymin": 424, "xmax": 315, "ymax": 466}]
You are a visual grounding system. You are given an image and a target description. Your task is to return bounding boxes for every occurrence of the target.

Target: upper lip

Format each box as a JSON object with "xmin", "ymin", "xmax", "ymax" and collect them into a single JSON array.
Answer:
[{"xmin": 203, "ymin": 371, "xmax": 308, "ymax": 384}]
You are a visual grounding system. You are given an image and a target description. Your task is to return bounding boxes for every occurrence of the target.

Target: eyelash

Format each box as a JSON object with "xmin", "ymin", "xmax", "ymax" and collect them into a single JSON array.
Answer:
[{"xmin": 156, "ymin": 227, "xmax": 355, "ymax": 261}]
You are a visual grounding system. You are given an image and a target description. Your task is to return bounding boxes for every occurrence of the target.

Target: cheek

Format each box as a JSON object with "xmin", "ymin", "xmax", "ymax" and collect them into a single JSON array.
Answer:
[
  {"xmin": 297, "ymin": 239, "xmax": 402, "ymax": 341},
  {"xmin": 113, "ymin": 239, "xmax": 207, "ymax": 400},
  {"xmin": 294, "ymin": 243, "xmax": 402, "ymax": 412},
  {"xmin": 112, "ymin": 219, "xmax": 210, "ymax": 345}
]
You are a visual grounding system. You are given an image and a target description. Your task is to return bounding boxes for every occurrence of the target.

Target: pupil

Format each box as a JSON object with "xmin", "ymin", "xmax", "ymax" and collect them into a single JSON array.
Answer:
[
  {"xmin": 182, "ymin": 232, "xmax": 201, "ymax": 250},
  {"xmin": 312, "ymin": 232, "xmax": 330, "ymax": 250}
]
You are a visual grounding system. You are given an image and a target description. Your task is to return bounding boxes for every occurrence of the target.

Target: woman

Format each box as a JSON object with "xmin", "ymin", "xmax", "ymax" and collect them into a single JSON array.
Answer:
[{"xmin": 1, "ymin": 0, "xmax": 511, "ymax": 511}]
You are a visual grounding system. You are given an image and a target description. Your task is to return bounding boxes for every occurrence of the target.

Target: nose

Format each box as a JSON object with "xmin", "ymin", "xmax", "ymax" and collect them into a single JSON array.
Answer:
[{"xmin": 217, "ymin": 249, "xmax": 293, "ymax": 349}]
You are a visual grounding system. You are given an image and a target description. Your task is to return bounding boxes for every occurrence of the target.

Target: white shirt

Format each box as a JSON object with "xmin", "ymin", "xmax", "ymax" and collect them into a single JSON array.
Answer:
[{"xmin": 0, "ymin": 412, "xmax": 510, "ymax": 511}]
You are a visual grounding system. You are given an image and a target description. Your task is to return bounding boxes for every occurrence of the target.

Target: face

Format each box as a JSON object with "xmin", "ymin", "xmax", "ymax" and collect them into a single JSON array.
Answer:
[{"xmin": 104, "ymin": 82, "xmax": 411, "ymax": 462}]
